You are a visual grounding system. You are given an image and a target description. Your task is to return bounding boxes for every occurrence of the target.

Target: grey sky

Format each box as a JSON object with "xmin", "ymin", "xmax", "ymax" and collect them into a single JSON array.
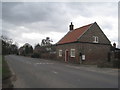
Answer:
[
  {"xmin": 118, "ymin": 1, "xmax": 120, "ymax": 48},
  {"xmin": 1, "ymin": 2, "xmax": 118, "ymax": 48}
]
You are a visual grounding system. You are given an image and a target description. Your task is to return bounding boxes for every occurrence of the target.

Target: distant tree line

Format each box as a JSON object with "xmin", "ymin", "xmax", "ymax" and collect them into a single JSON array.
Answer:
[
  {"xmin": 1, "ymin": 36, "xmax": 56, "ymax": 59},
  {"xmin": 1, "ymin": 35, "xmax": 18, "ymax": 55},
  {"xmin": 19, "ymin": 37, "xmax": 56, "ymax": 59}
]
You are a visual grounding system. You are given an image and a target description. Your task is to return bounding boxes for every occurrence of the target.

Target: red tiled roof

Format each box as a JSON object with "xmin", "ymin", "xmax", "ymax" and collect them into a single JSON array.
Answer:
[{"xmin": 57, "ymin": 23, "xmax": 93, "ymax": 44}]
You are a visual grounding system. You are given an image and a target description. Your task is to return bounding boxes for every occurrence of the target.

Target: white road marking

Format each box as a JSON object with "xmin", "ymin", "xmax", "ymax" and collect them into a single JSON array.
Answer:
[
  {"xmin": 52, "ymin": 71, "xmax": 58, "ymax": 74},
  {"xmin": 35, "ymin": 63, "xmax": 54, "ymax": 65},
  {"xmin": 36, "ymin": 63, "xmax": 41, "ymax": 64}
]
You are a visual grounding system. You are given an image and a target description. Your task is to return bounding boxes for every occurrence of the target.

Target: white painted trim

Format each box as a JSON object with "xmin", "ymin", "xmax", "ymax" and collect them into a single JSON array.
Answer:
[
  {"xmin": 93, "ymin": 36, "xmax": 99, "ymax": 43},
  {"xmin": 59, "ymin": 50, "xmax": 62, "ymax": 57},
  {"xmin": 70, "ymin": 49, "xmax": 75, "ymax": 57}
]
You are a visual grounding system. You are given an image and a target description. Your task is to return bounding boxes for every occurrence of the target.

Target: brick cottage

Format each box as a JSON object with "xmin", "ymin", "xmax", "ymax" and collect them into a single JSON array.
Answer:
[{"xmin": 56, "ymin": 22, "xmax": 111, "ymax": 64}]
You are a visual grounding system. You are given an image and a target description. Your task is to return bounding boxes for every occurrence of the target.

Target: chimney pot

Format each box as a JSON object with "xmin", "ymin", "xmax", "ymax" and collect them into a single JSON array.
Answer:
[
  {"xmin": 113, "ymin": 42, "xmax": 116, "ymax": 48},
  {"xmin": 69, "ymin": 22, "xmax": 74, "ymax": 31}
]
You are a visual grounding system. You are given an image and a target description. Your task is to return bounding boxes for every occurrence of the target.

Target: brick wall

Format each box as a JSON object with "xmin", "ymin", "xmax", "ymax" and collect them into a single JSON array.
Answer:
[
  {"xmin": 78, "ymin": 43, "xmax": 111, "ymax": 64},
  {"xmin": 57, "ymin": 43, "xmax": 111, "ymax": 64},
  {"xmin": 56, "ymin": 43, "xmax": 79, "ymax": 63},
  {"xmin": 79, "ymin": 22, "xmax": 111, "ymax": 44}
]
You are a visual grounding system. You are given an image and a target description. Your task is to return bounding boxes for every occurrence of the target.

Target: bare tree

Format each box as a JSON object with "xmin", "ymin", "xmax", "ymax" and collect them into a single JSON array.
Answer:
[
  {"xmin": 1, "ymin": 35, "xmax": 18, "ymax": 55},
  {"xmin": 41, "ymin": 37, "xmax": 53, "ymax": 46}
]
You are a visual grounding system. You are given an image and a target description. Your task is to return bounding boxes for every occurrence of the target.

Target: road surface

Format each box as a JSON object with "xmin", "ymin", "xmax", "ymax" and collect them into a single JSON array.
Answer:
[{"xmin": 5, "ymin": 55, "xmax": 118, "ymax": 88}]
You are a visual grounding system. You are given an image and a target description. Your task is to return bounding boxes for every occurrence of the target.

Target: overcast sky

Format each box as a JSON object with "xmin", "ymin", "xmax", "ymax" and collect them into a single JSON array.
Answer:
[{"xmin": 1, "ymin": 2, "xmax": 119, "ymax": 48}]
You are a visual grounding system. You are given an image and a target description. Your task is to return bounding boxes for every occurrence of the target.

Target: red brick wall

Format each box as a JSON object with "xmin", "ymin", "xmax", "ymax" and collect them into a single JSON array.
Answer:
[
  {"xmin": 57, "ymin": 43, "xmax": 111, "ymax": 64},
  {"xmin": 56, "ymin": 43, "xmax": 79, "ymax": 63},
  {"xmin": 78, "ymin": 43, "xmax": 111, "ymax": 64}
]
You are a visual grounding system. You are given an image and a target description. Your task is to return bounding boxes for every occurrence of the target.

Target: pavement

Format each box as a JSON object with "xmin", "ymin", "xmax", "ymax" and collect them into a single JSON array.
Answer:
[{"xmin": 5, "ymin": 55, "xmax": 118, "ymax": 88}]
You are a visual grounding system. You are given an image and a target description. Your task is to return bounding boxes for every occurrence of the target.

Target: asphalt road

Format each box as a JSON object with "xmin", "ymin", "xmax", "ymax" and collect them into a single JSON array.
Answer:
[{"xmin": 5, "ymin": 55, "xmax": 118, "ymax": 88}]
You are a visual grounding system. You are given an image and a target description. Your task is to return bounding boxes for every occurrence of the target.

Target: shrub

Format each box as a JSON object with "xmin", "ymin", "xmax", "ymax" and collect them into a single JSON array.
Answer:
[
  {"xmin": 113, "ymin": 60, "xmax": 120, "ymax": 68},
  {"xmin": 31, "ymin": 53, "xmax": 40, "ymax": 58}
]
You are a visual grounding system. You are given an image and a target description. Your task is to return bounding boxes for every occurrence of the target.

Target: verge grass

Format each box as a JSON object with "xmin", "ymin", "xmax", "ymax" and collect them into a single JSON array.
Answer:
[
  {"xmin": 2, "ymin": 56, "xmax": 11, "ymax": 80},
  {"xmin": 2, "ymin": 55, "xmax": 13, "ymax": 88},
  {"xmin": 0, "ymin": 55, "xmax": 2, "ymax": 75}
]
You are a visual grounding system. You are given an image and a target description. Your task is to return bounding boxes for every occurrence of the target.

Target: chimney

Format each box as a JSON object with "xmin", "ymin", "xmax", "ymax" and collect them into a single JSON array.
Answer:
[
  {"xmin": 69, "ymin": 22, "xmax": 74, "ymax": 31},
  {"xmin": 113, "ymin": 42, "xmax": 116, "ymax": 48}
]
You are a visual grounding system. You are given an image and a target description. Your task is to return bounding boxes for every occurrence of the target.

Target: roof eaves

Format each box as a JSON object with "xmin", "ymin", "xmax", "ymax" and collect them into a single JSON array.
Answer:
[{"xmin": 56, "ymin": 31, "xmax": 70, "ymax": 44}]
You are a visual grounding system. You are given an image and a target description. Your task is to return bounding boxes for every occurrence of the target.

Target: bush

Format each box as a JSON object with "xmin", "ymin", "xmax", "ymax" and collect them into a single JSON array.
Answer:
[
  {"xmin": 97, "ymin": 61, "xmax": 113, "ymax": 68},
  {"xmin": 113, "ymin": 60, "xmax": 120, "ymax": 68},
  {"xmin": 31, "ymin": 53, "xmax": 40, "ymax": 58},
  {"xmin": 40, "ymin": 53, "xmax": 56, "ymax": 60}
]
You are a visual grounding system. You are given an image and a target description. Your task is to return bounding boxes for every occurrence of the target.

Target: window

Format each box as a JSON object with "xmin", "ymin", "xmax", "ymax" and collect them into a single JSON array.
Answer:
[
  {"xmin": 71, "ymin": 49, "xmax": 75, "ymax": 57},
  {"xmin": 93, "ymin": 36, "xmax": 98, "ymax": 43},
  {"xmin": 59, "ymin": 50, "xmax": 62, "ymax": 57}
]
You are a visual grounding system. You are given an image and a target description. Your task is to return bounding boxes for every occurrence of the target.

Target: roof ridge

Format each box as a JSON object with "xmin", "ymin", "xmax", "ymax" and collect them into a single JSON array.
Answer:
[
  {"xmin": 73, "ymin": 23, "xmax": 93, "ymax": 31},
  {"xmin": 57, "ymin": 22, "xmax": 95, "ymax": 45}
]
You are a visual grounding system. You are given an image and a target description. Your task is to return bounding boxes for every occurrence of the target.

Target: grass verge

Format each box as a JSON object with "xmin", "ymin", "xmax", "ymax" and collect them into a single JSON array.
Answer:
[
  {"xmin": 0, "ymin": 55, "xmax": 2, "ymax": 75},
  {"xmin": 2, "ymin": 56, "xmax": 13, "ymax": 88}
]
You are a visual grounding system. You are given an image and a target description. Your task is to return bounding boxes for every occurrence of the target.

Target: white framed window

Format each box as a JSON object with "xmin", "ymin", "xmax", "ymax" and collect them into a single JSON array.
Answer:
[
  {"xmin": 93, "ymin": 36, "xmax": 98, "ymax": 43},
  {"xmin": 59, "ymin": 50, "xmax": 62, "ymax": 57},
  {"xmin": 71, "ymin": 49, "xmax": 75, "ymax": 57}
]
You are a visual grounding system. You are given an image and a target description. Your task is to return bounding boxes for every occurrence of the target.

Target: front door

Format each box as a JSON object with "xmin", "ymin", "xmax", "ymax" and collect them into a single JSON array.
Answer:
[
  {"xmin": 65, "ymin": 50, "xmax": 69, "ymax": 62},
  {"xmin": 79, "ymin": 52, "xmax": 82, "ymax": 64}
]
